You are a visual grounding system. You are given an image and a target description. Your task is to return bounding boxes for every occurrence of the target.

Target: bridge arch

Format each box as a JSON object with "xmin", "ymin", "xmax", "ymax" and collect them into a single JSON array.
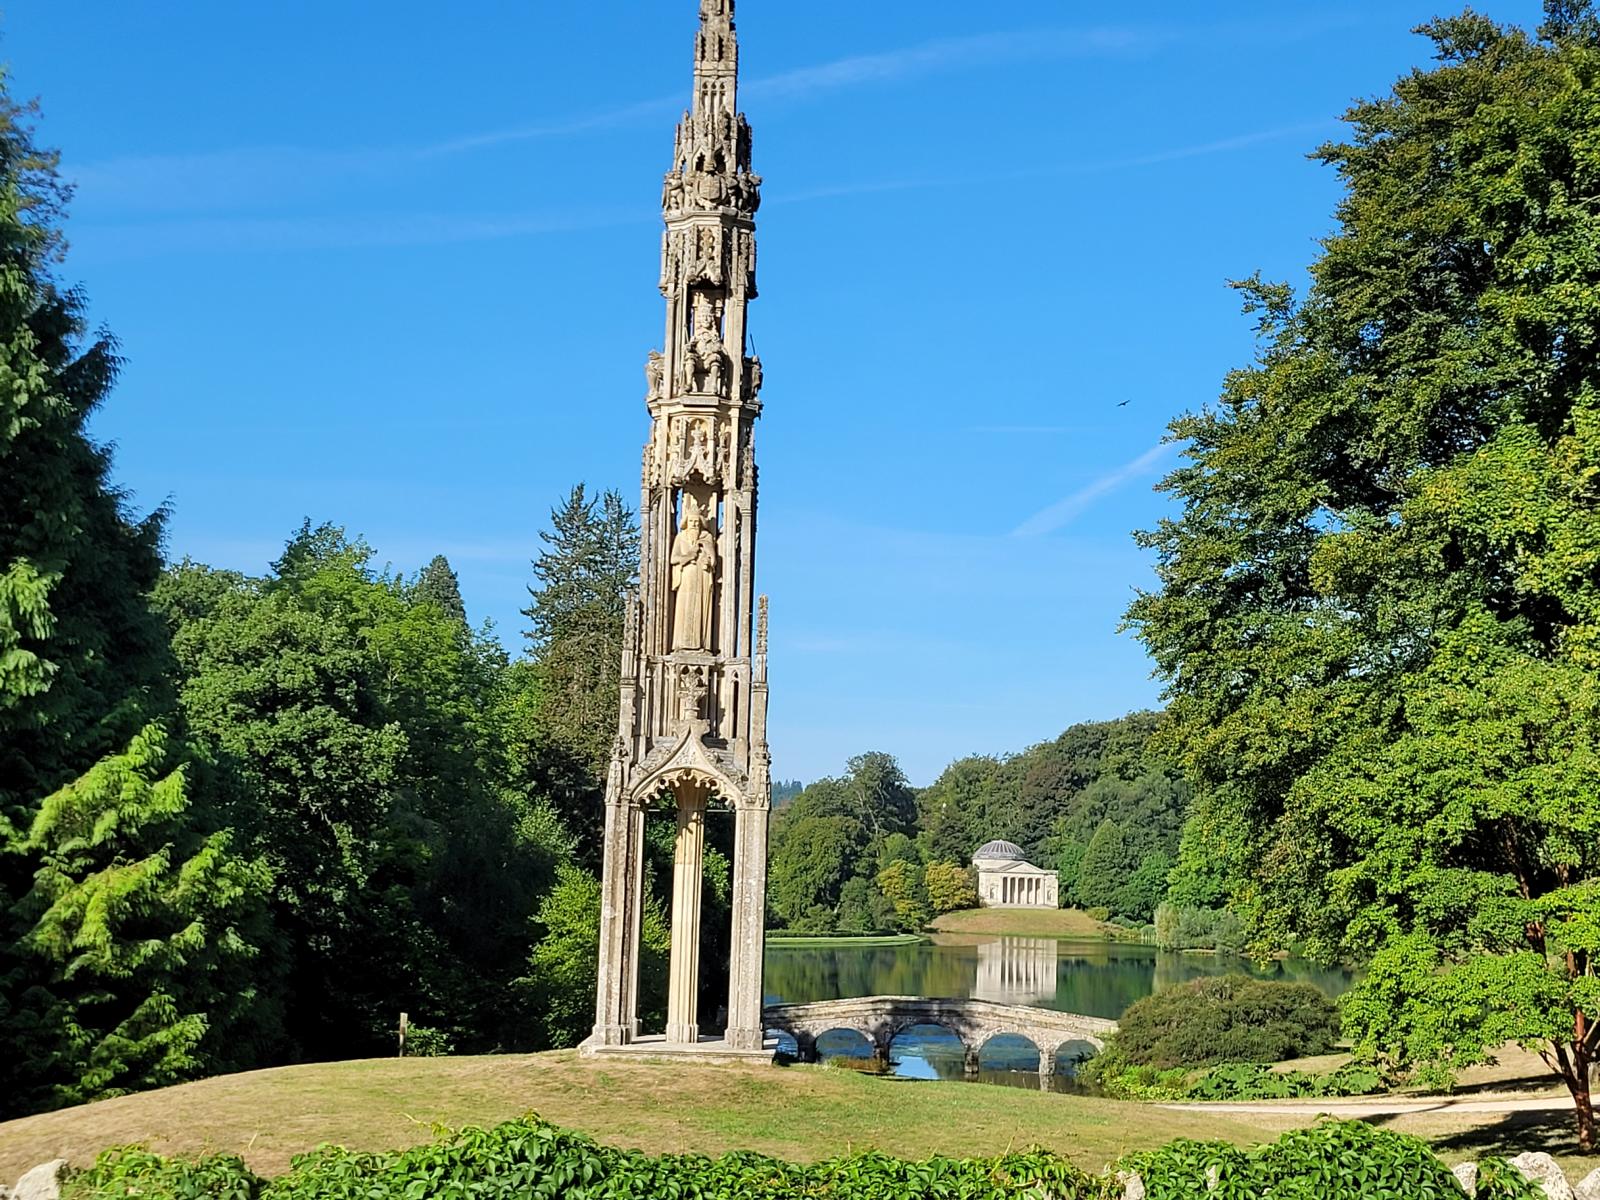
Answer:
[{"xmin": 764, "ymin": 996, "xmax": 1116, "ymax": 1081}]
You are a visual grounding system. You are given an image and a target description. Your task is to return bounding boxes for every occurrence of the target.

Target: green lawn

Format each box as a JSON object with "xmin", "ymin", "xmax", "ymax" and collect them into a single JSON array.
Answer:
[
  {"xmin": 3, "ymin": 1051, "xmax": 1593, "ymax": 1183},
  {"xmin": 928, "ymin": 907, "xmax": 1114, "ymax": 938},
  {"xmin": 767, "ymin": 933, "xmax": 926, "ymax": 948}
]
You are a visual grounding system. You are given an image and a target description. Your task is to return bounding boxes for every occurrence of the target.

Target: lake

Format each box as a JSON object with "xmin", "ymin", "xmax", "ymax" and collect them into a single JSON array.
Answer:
[{"xmin": 763, "ymin": 934, "xmax": 1353, "ymax": 1092}]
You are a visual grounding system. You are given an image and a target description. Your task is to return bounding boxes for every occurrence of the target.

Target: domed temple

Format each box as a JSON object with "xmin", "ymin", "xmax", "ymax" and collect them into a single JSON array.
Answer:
[{"xmin": 972, "ymin": 840, "xmax": 1059, "ymax": 909}]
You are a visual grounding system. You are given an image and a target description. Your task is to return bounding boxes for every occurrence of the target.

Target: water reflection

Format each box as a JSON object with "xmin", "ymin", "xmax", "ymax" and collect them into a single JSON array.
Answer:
[{"xmin": 765, "ymin": 934, "xmax": 1353, "ymax": 1092}]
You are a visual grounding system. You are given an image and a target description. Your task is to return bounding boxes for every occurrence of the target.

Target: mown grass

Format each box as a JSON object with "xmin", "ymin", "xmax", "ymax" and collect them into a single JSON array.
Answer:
[
  {"xmin": 766, "ymin": 933, "xmax": 927, "ymax": 948},
  {"xmin": 0, "ymin": 1053, "xmax": 1293, "ymax": 1179},
  {"xmin": 928, "ymin": 908, "xmax": 1112, "ymax": 938},
  {"xmin": 2, "ymin": 1051, "xmax": 1593, "ymax": 1182}
]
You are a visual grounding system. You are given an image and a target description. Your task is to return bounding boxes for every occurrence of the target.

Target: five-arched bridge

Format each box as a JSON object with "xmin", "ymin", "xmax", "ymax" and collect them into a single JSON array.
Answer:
[{"xmin": 763, "ymin": 996, "xmax": 1116, "ymax": 1083}]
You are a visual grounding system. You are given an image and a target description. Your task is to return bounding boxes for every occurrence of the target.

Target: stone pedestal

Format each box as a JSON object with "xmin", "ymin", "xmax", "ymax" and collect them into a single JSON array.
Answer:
[{"xmin": 665, "ymin": 790, "xmax": 707, "ymax": 1044}]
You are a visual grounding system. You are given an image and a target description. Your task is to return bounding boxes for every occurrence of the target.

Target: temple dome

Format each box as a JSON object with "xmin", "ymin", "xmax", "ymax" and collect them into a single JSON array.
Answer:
[{"xmin": 972, "ymin": 839, "xmax": 1026, "ymax": 863}]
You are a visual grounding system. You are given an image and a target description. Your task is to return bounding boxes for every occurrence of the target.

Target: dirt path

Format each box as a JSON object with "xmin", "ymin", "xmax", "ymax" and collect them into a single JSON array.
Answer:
[{"xmin": 1165, "ymin": 1093, "xmax": 1571, "ymax": 1118}]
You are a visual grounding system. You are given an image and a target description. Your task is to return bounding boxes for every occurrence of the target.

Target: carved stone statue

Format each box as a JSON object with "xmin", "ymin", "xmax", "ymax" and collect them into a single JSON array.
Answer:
[
  {"xmin": 670, "ymin": 497, "xmax": 717, "ymax": 651},
  {"xmin": 682, "ymin": 302, "xmax": 727, "ymax": 394},
  {"xmin": 645, "ymin": 350, "xmax": 665, "ymax": 402},
  {"xmin": 744, "ymin": 355, "xmax": 762, "ymax": 400}
]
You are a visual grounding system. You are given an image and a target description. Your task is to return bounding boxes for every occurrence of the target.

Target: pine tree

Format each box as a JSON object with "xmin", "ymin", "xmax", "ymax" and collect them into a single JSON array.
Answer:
[
  {"xmin": 520, "ymin": 485, "xmax": 638, "ymax": 843},
  {"xmin": 415, "ymin": 554, "xmax": 467, "ymax": 625}
]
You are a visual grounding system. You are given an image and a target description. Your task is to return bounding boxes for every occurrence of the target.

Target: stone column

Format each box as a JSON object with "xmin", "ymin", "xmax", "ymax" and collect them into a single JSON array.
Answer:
[
  {"xmin": 623, "ymin": 802, "xmax": 646, "ymax": 1037},
  {"xmin": 665, "ymin": 786, "xmax": 707, "ymax": 1044},
  {"xmin": 592, "ymin": 792, "xmax": 639, "ymax": 1045},
  {"xmin": 1040, "ymin": 1045, "xmax": 1057, "ymax": 1088},
  {"xmin": 964, "ymin": 1044, "xmax": 981, "ymax": 1078},
  {"xmin": 725, "ymin": 796, "xmax": 770, "ymax": 1050}
]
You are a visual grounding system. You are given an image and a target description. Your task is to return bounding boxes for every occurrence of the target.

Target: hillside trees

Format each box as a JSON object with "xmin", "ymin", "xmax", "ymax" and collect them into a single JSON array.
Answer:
[
  {"xmin": 0, "ymin": 87, "xmax": 275, "ymax": 1116},
  {"xmin": 158, "ymin": 528, "xmax": 560, "ymax": 1059},
  {"xmin": 1128, "ymin": 3, "xmax": 1600, "ymax": 1148}
]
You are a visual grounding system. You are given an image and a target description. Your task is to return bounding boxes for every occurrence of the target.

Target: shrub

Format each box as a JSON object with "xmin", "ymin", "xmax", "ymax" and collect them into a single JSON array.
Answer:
[
  {"xmin": 1106, "ymin": 975, "xmax": 1339, "ymax": 1070},
  {"xmin": 1124, "ymin": 1120, "xmax": 1543, "ymax": 1200},
  {"xmin": 1183, "ymin": 1061, "xmax": 1383, "ymax": 1101},
  {"xmin": 1151, "ymin": 903, "xmax": 1246, "ymax": 952},
  {"xmin": 1085, "ymin": 906, "xmax": 1112, "ymax": 922},
  {"xmin": 61, "ymin": 1115, "xmax": 1546, "ymax": 1199},
  {"xmin": 923, "ymin": 861, "xmax": 979, "ymax": 913}
]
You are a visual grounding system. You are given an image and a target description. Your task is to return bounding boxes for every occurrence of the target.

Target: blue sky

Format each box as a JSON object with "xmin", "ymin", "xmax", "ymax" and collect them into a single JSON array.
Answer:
[{"xmin": 9, "ymin": 1, "xmax": 1545, "ymax": 785}]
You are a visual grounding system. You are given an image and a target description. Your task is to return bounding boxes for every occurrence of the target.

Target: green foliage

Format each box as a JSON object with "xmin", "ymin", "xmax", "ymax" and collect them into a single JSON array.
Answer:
[
  {"xmin": 1182, "ymin": 1061, "xmax": 1383, "ymax": 1101},
  {"xmin": 1125, "ymin": 0, "xmax": 1600, "ymax": 1149},
  {"xmin": 520, "ymin": 865, "xmax": 671, "ymax": 1049},
  {"xmin": 63, "ymin": 1116, "xmax": 1543, "ymax": 1200},
  {"xmin": 923, "ymin": 861, "xmax": 979, "ymax": 913},
  {"xmin": 1151, "ymin": 903, "xmax": 1246, "ymax": 953},
  {"xmin": 157, "ymin": 527, "xmax": 560, "ymax": 1061},
  {"xmin": 400, "ymin": 1026, "xmax": 454, "ymax": 1058},
  {"xmin": 1, "ymin": 724, "xmax": 276, "ymax": 1117},
  {"xmin": 0, "ymin": 78, "xmax": 280, "ymax": 1119},
  {"xmin": 1103, "ymin": 975, "xmax": 1340, "ymax": 1071},
  {"xmin": 1124, "ymin": 1121, "xmax": 1481, "ymax": 1200},
  {"xmin": 412, "ymin": 555, "xmax": 467, "ymax": 626},
  {"xmin": 519, "ymin": 484, "xmax": 637, "ymax": 846},
  {"xmin": 875, "ymin": 859, "xmax": 929, "ymax": 932},
  {"xmin": 767, "ymin": 755, "xmax": 917, "ymax": 934}
]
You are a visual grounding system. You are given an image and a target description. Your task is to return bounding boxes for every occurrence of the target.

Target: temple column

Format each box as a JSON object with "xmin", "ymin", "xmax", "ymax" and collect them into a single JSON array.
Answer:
[
  {"xmin": 725, "ymin": 795, "xmax": 770, "ymax": 1050},
  {"xmin": 666, "ymin": 786, "xmax": 707, "ymax": 1044}
]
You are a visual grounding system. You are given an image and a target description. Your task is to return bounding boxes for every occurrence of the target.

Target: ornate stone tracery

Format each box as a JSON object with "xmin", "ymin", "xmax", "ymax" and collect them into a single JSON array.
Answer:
[{"xmin": 587, "ymin": 0, "xmax": 772, "ymax": 1057}]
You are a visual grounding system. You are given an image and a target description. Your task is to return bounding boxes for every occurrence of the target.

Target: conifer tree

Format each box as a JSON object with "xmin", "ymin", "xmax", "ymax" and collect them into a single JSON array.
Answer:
[
  {"xmin": 416, "ymin": 554, "xmax": 468, "ymax": 625},
  {"xmin": 520, "ymin": 485, "xmax": 638, "ymax": 842},
  {"xmin": 0, "ymin": 82, "xmax": 275, "ymax": 1117}
]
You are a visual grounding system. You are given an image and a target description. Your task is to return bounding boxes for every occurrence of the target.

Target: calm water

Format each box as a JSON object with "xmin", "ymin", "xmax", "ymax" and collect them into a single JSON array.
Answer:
[{"xmin": 763, "ymin": 934, "xmax": 1353, "ymax": 1093}]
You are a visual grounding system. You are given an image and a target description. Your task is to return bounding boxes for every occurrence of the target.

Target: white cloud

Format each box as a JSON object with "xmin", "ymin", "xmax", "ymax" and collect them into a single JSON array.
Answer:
[{"xmin": 1009, "ymin": 442, "xmax": 1174, "ymax": 538}]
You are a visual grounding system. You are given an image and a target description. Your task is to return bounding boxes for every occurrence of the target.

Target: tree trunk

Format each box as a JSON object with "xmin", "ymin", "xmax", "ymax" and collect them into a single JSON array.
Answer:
[{"xmin": 1553, "ymin": 1038, "xmax": 1595, "ymax": 1154}]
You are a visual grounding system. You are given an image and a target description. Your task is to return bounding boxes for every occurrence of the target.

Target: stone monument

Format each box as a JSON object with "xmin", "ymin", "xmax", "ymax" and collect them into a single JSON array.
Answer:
[{"xmin": 584, "ymin": 0, "xmax": 771, "ymax": 1055}]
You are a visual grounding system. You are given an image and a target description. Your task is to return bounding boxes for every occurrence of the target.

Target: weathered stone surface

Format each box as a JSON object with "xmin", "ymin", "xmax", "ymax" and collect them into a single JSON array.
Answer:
[
  {"xmin": 1116, "ymin": 1169, "xmax": 1146, "ymax": 1200},
  {"xmin": 13, "ymin": 1160, "xmax": 65, "ymax": 1200},
  {"xmin": 587, "ymin": 0, "xmax": 771, "ymax": 1057},
  {"xmin": 1509, "ymin": 1152, "xmax": 1575, "ymax": 1200},
  {"xmin": 1452, "ymin": 1162, "xmax": 1478, "ymax": 1196},
  {"xmin": 1572, "ymin": 1167, "xmax": 1600, "ymax": 1200}
]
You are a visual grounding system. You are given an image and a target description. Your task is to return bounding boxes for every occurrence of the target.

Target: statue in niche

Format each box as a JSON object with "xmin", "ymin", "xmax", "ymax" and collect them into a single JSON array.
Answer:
[
  {"xmin": 670, "ymin": 495, "xmax": 717, "ymax": 651},
  {"xmin": 682, "ymin": 301, "xmax": 727, "ymax": 394}
]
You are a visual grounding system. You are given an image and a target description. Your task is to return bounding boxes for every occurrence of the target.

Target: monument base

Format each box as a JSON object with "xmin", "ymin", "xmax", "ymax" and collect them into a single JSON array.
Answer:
[{"xmin": 578, "ymin": 1032, "xmax": 778, "ymax": 1066}]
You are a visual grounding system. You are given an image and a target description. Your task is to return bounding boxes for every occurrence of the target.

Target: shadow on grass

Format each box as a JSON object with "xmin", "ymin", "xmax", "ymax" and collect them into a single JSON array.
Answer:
[{"xmin": 1371, "ymin": 1106, "xmax": 1586, "ymax": 1162}]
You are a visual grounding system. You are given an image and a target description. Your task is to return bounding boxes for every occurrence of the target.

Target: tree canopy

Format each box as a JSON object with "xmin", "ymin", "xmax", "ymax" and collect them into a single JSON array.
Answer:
[{"xmin": 1129, "ymin": 2, "xmax": 1600, "ymax": 1148}]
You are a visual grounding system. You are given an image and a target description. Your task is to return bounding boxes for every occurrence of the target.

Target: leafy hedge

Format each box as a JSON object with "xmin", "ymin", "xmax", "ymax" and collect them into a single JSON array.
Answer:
[
  {"xmin": 1105, "ymin": 975, "xmax": 1341, "ymax": 1070},
  {"xmin": 63, "ymin": 1115, "xmax": 1540, "ymax": 1199}
]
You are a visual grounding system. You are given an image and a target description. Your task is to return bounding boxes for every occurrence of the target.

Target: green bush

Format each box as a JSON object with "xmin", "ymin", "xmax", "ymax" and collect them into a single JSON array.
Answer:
[
  {"xmin": 1184, "ymin": 1061, "xmax": 1383, "ymax": 1101},
  {"xmin": 60, "ymin": 1115, "xmax": 1547, "ymax": 1199},
  {"xmin": 1106, "ymin": 975, "xmax": 1339, "ymax": 1070},
  {"xmin": 1124, "ymin": 1121, "xmax": 1542, "ymax": 1200}
]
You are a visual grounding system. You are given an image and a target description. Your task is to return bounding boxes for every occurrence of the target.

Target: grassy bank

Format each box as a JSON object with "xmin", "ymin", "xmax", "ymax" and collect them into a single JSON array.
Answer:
[
  {"xmin": 0, "ymin": 1054, "xmax": 1296, "ymax": 1179},
  {"xmin": 928, "ymin": 907, "xmax": 1113, "ymax": 938},
  {"xmin": 3, "ymin": 1052, "xmax": 1592, "ymax": 1182},
  {"xmin": 767, "ymin": 933, "xmax": 925, "ymax": 948}
]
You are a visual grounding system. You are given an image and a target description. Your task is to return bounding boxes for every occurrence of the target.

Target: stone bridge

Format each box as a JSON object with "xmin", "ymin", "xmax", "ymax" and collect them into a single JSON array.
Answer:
[{"xmin": 763, "ymin": 995, "xmax": 1116, "ymax": 1082}]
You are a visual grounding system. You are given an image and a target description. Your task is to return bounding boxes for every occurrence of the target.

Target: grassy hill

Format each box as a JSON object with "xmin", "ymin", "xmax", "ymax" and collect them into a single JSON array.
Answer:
[
  {"xmin": 3, "ymin": 1051, "xmax": 1592, "ymax": 1182},
  {"xmin": 0, "ymin": 1053, "xmax": 1293, "ymax": 1179}
]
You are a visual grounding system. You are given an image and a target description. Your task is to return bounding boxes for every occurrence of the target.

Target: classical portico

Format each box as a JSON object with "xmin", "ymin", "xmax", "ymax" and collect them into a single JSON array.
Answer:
[{"xmin": 583, "ymin": 0, "xmax": 772, "ymax": 1056}]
